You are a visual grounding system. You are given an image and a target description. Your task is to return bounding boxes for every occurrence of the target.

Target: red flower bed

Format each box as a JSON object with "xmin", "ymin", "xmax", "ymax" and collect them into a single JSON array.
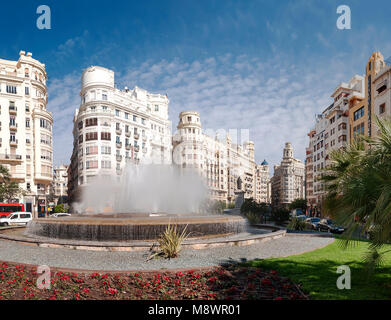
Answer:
[{"xmin": 0, "ymin": 261, "xmax": 307, "ymax": 300}]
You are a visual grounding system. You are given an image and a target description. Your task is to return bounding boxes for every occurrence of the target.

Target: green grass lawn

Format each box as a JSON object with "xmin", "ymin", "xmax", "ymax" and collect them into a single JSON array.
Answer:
[{"xmin": 244, "ymin": 239, "xmax": 391, "ymax": 300}]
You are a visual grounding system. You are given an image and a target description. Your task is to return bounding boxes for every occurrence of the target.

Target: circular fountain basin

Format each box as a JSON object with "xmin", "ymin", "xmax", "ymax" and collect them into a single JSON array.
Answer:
[{"xmin": 26, "ymin": 213, "xmax": 248, "ymax": 242}]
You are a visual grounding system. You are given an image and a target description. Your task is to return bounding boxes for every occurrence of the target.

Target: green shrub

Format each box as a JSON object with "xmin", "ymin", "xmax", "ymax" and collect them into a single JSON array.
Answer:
[
  {"xmin": 271, "ymin": 208, "xmax": 290, "ymax": 225},
  {"xmin": 287, "ymin": 217, "xmax": 307, "ymax": 231},
  {"xmin": 244, "ymin": 211, "xmax": 262, "ymax": 225}
]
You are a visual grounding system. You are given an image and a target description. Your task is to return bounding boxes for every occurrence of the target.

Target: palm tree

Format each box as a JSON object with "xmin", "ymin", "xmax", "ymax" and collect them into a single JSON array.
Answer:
[{"xmin": 322, "ymin": 116, "xmax": 391, "ymax": 269}]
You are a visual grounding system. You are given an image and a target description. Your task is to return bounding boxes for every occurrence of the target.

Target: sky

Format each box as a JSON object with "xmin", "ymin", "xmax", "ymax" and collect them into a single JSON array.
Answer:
[{"xmin": 1, "ymin": 0, "xmax": 391, "ymax": 169}]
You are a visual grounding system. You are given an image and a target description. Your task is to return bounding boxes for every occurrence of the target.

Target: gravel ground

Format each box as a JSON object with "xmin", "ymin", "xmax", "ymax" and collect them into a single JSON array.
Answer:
[{"xmin": 0, "ymin": 236, "xmax": 334, "ymax": 271}]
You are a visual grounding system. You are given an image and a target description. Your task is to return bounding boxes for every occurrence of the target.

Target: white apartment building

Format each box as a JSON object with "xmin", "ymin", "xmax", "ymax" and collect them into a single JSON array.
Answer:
[
  {"xmin": 327, "ymin": 75, "xmax": 364, "ymax": 157},
  {"xmin": 52, "ymin": 164, "xmax": 68, "ymax": 205},
  {"xmin": 172, "ymin": 111, "xmax": 270, "ymax": 204},
  {"xmin": 271, "ymin": 142, "xmax": 305, "ymax": 208},
  {"xmin": 0, "ymin": 51, "xmax": 53, "ymax": 216},
  {"xmin": 255, "ymin": 161, "xmax": 271, "ymax": 204},
  {"xmin": 68, "ymin": 66, "xmax": 172, "ymax": 203},
  {"xmin": 305, "ymin": 75, "xmax": 364, "ymax": 211},
  {"xmin": 373, "ymin": 62, "xmax": 391, "ymax": 130}
]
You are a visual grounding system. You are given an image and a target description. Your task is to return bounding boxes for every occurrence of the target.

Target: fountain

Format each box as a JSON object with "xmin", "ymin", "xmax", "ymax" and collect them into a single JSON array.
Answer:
[{"xmin": 26, "ymin": 164, "xmax": 249, "ymax": 242}]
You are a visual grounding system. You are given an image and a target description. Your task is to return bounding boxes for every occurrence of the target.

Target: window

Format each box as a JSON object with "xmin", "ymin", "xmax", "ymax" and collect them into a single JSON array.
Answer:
[
  {"xmin": 102, "ymin": 91, "xmax": 108, "ymax": 101},
  {"xmin": 25, "ymin": 105, "xmax": 30, "ymax": 112},
  {"xmin": 25, "ymin": 68, "xmax": 29, "ymax": 78},
  {"xmin": 78, "ymin": 135, "xmax": 83, "ymax": 144},
  {"xmin": 101, "ymin": 160, "xmax": 111, "ymax": 169},
  {"xmin": 155, "ymin": 105, "xmax": 159, "ymax": 111},
  {"xmin": 86, "ymin": 145, "xmax": 98, "ymax": 155},
  {"xmin": 116, "ymin": 136, "xmax": 120, "ymax": 143},
  {"xmin": 101, "ymin": 146, "xmax": 111, "ymax": 154},
  {"xmin": 86, "ymin": 160, "xmax": 98, "ymax": 169},
  {"xmin": 379, "ymin": 103, "xmax": 386, "ymax": 114},
  {"xmin": 133, "ymin": 115, "xmax": 137, "ymax": 122},
  {"xmin": 25, "ymin": 87, "xmax": 29, "ymax": 95},
  {"xmin": 125, "ymin": 112, "xmax": 129, "ymax": 119},
  {"xmin": 85, "ymin": 118, "xmax": 98, "ymax": 127},
  {"xmin": 141, "ymin": 118, "xmax": 145, "ymax": 125},
  {"xmin": 101, "ymin": 132, "xmax": 111, "ymax": 140},
  {"xmin": 85, "ymin": 132, "xmax": 98, "ymax": 141},
  {"xmin": 78, "ymin": 121, "xmax": 83, "ymax": 130},
  {"xmin": 26, "ymin": 118, "xmax": 30, "ymax": 128},
  {"xmin": 353, "ymin": 107, "xmax": 365, "ymax": 121},
  {"xmin": 115, "ymin": 109, "xmax": 120, "ymax": 117},
  {"xmin": 6, "ymin": 85, "xmax": 17, "ymax": 94},
  {"xmin": 40, "ymin": 118, "xmax": 52, "ymax": 131}
]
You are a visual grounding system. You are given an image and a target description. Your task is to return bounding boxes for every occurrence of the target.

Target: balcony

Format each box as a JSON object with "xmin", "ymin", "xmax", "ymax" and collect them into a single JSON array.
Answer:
[
  {"xmin": 9, "ymin": 123, "xmax": 17, "ymax": 131},
  {"xmin": 116, "ymin": 155, "xmax": 122, "ymax": 161},
  {"xmin": 116, "ymin": 142, "xmax": 122, "ymax": 148},
  {"xmin": 9, "ymin": 106, "xmax": 17, "ymax": 115},
  {"xmin": 9, "ymin": 139, "xmax": 18, "ymax": 147},
  {"xmin": 134, "ymin": 145, "xmax": 140, "ymax": 153},
  {"xmin": 125, "ymin": 131, "xmax": 131, "ymax": 137},
  {"xmin": 116, "ymin": 128, "xmax": 122, "ymax": 135},
  {"xmin": 142, "ymin": 148, "xmax": 147, "ymax": 153},
  {"xmin": 134, "ymin": 133, "xmax": 140, "ymax": 140},
  {"xmin": 0, "ymin": 153, "xmax": 22, "ymax": 164},
  {"xmin": 125, "ymin": 144, "xmax": 131, "ymax": 150}
]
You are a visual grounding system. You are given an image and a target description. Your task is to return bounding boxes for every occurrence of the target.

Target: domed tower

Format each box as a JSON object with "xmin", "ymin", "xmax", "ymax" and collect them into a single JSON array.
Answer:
[
  {"xmin": 244, "ymin": 141, "xmax": 255, "ymax": 160},
  {"xmin": 80, "ymin": 66, "xmax": 114, "ymax": 104},
  {"xmin": 177, "ymin": 111, "xmax": 202, "ymax": 138},
  {"xmin": 283, "ymin": 142, "xmax": 294, "ymax": 159}
]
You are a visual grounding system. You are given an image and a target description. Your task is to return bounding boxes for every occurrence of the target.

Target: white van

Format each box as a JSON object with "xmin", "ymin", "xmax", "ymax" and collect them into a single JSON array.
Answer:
[{"xmin": 0, "ymin": 212, "xmax": 32, "ymax": 226}]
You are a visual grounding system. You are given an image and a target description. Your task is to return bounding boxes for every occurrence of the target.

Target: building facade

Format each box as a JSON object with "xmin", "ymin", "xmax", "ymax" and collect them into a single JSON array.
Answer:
[
  {"xmin": 68, "ymin": 66, "xmax": 172, "ymax": 203},
  {"xmin": 349, "ymin": 52, "xmax": 386, "ymax": 141},
  {"xmin": 172, "ymin": 111, "xmax": 270, "ymax": 204},
  {"xmin": 305, "ymin": 75, "xmax": 365, "ymax": 212},
  {"xmin": 271, "ymin": 142, "xmax": 305, "ymax": 208},
  {"xmin": 0, "ymin": 51, "xmax": 53, "ymax": 216},
  {"xmin": 373, "ymin": 61, "xmax": 391, "ymax": 132},
  {"xmin": 51, "ymin": 164, "xmax": 69, "ymax": 205}
]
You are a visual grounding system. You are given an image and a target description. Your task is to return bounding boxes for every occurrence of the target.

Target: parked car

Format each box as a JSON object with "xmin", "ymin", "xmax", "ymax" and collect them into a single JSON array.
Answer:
[
  {"xmin": 305, "ymin": 217, "xmax": 321, "ymax": 230},
  {"xmin": 290, "ymin": 208, "xmax": 304, "ymax": 218},
  {"xmin": 296, "ymin": 215, "xmax": 308, "ymax": 221},
  {"xmin": 317, "ymin": 219, "xmax": 345, "ymax": 234},
  {"xmin": 0, "ymin": 212, "xmax": 32, "ymax": 226},
  {"xmin": 51, "ymin": 213, "xmax": 71, "ymax": 218}
]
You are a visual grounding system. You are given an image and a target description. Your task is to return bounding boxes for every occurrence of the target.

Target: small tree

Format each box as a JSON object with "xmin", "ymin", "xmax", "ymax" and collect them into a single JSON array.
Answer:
[
  {"xmin": 0, "ymin": 165, "xmax": 24, "ymax": 202},
  {"xmin": 241, "ymin": 198, "xmax": 269, "ymax": 225},
  {"xmin": 289, "ymin": 198, "xmax": 307, "ymax": 212},
  {"xmin": 271, "ymin": 208, "xmax": 290, "ymax": 225},
  {"xmin": 54, "ymin": 203, "xmax": 66, "ymax": 213}
]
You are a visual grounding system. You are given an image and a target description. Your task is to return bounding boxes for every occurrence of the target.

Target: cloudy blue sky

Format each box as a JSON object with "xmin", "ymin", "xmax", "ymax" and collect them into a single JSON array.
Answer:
[{"xmin": 1, "ymin": 0, "xmax": 391, "ymax": 169}]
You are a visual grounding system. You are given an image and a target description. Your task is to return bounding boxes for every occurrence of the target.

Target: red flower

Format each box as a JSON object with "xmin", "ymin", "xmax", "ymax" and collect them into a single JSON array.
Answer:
[{"xmin": 274, "ymin": 296, "xmax": 283, "ymax": 300}]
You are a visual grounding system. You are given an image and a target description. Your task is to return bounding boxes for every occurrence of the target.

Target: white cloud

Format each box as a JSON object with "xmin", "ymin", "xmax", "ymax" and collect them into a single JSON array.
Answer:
[{"xmin": 47, "ymin": 53, "xmax": 361, "ymax": 172}]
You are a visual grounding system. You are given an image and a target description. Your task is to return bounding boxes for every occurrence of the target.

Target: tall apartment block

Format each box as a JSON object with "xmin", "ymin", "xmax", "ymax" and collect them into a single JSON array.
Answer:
[
  {"xmin": 172, "ymin": 111, "xmax": 270, "ymax": 204},
  {"xmin": 271, "ymin": 142, "xmax": 305, "ymax": 208},
  {"xmin": 51, "ymin": 164, "xmax": 69, "ymax": 205},
  {"xmin": 0, "ymin": 51, "xmax": 53, "ymax": 216},
  {"xmin": 68, "ymin": 66, "xmax": 172, "ymax": 204}
]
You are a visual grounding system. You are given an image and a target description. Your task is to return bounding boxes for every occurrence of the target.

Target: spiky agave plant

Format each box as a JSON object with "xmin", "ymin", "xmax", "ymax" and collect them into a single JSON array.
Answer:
[
  {"xmin": 155, "ymin": 224, "xmax": 189, "ymax": 259},
  {"xmin": 322, "ymin": 116, "xmax": 391, "ymax": 271}
]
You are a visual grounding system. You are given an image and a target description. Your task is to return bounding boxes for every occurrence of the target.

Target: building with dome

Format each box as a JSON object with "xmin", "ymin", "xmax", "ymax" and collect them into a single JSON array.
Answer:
[
  {"xmin": 271, "ymin": 142, "xmax": 305, "ymax": 208},
  {"xmin": 0, "ymin": 51, "xmax": 53, "ymax": 217},
  {"xmin": 173, "ymin": 111, "xmax": 270, "ymax": 204},
  {"xmin": 67, "ymin": 66, "xmax": 172, "ymax": 203}
]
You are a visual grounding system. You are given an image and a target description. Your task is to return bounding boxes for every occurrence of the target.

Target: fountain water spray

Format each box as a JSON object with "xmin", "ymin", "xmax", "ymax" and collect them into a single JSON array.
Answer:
[{"xmin": 73, "ymin": 164, "xmax": 208, "ymax": 215}]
